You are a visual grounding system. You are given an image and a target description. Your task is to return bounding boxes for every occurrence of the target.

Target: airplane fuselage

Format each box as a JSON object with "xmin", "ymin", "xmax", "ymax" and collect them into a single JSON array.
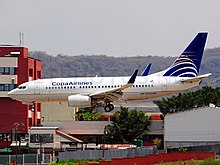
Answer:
[{"xmin": 9, "ymin": 75, "xmax": 199, "ymax": 103}]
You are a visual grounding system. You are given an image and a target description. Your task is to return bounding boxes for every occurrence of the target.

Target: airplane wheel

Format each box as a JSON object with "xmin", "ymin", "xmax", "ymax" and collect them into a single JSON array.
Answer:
[
  {"xmin": 104, "ymin": 104, "xmax": 114, "ymax": 112},
  {"xmin": 109, "ymin": 104, "xmax": 114, "ymax": 111}
]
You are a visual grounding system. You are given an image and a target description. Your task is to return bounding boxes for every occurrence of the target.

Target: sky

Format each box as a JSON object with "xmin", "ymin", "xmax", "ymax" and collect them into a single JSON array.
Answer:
[{"xmin": 0, "ymin": 0, "xmax": 220, "ymax": 57}]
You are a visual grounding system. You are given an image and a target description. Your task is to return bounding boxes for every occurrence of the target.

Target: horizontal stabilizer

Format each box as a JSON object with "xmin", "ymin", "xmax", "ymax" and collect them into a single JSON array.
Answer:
[{"xmin": 180, "ymin": 73, "xmax": 211, "ymax": 83}]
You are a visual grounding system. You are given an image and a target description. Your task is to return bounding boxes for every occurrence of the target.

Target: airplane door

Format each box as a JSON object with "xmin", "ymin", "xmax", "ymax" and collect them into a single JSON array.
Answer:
[
  {"xmin": 162, "ymin": 84, "xmax": 167, "ymax": 91},
  {"xmin": 34, "ymin": 84, "xmax": 40, "ymax": 94}
]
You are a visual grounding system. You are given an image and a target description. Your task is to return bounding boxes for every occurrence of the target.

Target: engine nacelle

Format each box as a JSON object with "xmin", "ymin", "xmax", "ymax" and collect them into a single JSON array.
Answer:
[{"xmin": 68, "ymin": 94, "xmax": 92, "ymax": 107}]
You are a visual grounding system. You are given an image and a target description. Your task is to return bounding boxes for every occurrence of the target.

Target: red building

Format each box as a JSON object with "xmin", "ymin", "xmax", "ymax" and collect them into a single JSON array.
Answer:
[{"xmin": 0, "ymin": 45, "xmax": 42, "ymax": 149}]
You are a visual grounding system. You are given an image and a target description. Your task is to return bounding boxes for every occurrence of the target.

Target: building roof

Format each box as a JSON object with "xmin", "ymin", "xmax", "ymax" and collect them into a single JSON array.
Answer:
[
  {"xmin": 43, "ymin": 121, "xmax": 111, "ymax": 135},
  {"xmin": 30, "ymin": 127, "xmax": 58, "ymax": 130},
  {"xmin": 56, "ymin": 130, "xmax": 83, "ymax": 143}
]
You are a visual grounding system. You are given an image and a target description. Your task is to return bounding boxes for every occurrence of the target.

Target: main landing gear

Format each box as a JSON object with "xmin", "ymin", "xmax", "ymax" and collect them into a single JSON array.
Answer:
[{"xmin": 104, "ymin": 102, "xmax": 114, "ymax": 112}]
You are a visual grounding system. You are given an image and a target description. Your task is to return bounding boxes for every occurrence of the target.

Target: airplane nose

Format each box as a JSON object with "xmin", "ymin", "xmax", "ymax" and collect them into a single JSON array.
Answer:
[
  {"xmin": 8, "ymin": 90, "xmax": 16, "ymax": 98},
  {"xmin": 8, "ymin": 90, "xmax": 13, "ymax": 96}
]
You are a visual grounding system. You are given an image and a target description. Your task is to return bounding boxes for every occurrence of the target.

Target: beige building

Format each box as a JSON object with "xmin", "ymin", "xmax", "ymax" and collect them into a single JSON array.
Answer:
[
  {"xmin": 42, "ymin": 102, "xmax": 79, "ymax": 121},
  {"xmin": 29, "ymin": 127, "xmax": 83, "ymax": 156}
]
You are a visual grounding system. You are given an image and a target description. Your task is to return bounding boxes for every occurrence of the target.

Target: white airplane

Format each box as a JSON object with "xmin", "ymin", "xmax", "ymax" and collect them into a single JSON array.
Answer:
[{"xmin": 8, "ymin": 32, "xmax": 211, "ymax": 112}]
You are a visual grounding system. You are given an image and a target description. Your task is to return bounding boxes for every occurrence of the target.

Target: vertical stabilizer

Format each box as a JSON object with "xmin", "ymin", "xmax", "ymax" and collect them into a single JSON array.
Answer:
[{"xmin": 151, "ymin": 32, "xmax": 208, "ymax": 77}]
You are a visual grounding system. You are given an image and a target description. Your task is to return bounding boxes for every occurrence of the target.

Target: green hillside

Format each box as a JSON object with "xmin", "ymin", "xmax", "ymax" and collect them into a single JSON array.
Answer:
[{"xmin": 29, "ymin": 47, "xmax": 220, "ymax": 87}]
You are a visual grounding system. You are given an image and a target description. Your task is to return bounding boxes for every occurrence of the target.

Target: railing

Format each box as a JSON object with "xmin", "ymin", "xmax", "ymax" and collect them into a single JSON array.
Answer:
[
  {"xmin": 59, "ymin": 146, "xmax": 157, "ymax": 161},
  {"xmin": 0, "ymin": 154, "xmax": 52, "ymax": 165}
]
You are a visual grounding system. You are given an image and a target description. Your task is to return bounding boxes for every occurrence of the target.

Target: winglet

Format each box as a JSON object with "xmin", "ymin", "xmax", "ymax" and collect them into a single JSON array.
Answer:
[
  {"xmin": 141, "ymin": 64, "xmax": 152, "ymax": 76},
  {"xmin": 128, "ymin": 69, "xmax": 138, "ymax": 84}
]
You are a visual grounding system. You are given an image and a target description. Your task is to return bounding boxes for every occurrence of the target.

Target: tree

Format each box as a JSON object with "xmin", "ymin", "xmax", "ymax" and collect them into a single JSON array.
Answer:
[
  {"xmin": 76, "ymin": 108, "xmax": 101, "ymax": 121},
  {"xmin": 104, "ymin": 107, "xmax": 151, "ymax": 143},
  {"xmin": 154, "ymin": 86, "xmax": 220, "ymax": 116}
]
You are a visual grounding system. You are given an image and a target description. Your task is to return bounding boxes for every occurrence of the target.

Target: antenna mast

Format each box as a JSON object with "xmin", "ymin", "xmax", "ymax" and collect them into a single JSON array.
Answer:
[{"xmin": 19, "ymin": 32, "xmax": 24, "ymax": 46}]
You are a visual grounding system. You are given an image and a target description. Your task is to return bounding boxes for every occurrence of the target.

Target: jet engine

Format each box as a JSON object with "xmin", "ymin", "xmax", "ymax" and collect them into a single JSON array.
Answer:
[{"xmin": 68, "ymin": 94, "xmax": 92, "ymax": 107}]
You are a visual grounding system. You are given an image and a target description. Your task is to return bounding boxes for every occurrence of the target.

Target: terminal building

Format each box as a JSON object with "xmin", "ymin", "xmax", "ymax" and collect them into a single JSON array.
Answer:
[{"xmin": 0, "ymin": 45, "xmax": 42, "ymax": 149}]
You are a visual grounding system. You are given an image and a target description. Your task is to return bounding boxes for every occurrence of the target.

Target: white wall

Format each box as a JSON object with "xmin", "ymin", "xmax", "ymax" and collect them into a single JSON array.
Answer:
[{"xmin": 164, "ymin": 107, "xmax": 220, "ymax": 142}]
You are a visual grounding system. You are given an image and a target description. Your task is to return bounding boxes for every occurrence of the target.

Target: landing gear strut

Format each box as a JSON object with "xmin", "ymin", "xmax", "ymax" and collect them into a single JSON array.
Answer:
[{"xmin": 104, "ymin": 102, "xmax": 114, "ymax": 112}]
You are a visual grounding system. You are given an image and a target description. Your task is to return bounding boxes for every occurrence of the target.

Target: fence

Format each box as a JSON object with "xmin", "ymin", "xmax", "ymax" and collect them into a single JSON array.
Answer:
[
  {"xmin": 59, "ymin": 146, "xmax": 157, "ymax": 161},
  {"xmin": 187, "ymin": 144, "xmax": 220, "ymax": 154},
  {"xmin": 0, "ymin": 154, "xmax": 52, "ymax": 165},
  {"xmin": 97, "ymin": 152, "xmax": 216, "ymax": 165}
]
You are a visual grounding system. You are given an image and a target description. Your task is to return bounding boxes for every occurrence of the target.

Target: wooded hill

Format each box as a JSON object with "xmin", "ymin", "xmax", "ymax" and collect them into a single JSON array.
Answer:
[{"xmin": 29, "ymin": 47, "xmax": 220, "ymax": 87}]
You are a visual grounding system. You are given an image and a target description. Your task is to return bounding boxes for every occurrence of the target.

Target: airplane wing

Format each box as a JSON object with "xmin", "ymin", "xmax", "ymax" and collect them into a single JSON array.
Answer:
[
  {"xmin": 180, "ymin": 73, "xmax": 212, "ymax": 83},
  {"xmin": 89, "ymin": 69, "xmax": 138, "ymax": 102}
]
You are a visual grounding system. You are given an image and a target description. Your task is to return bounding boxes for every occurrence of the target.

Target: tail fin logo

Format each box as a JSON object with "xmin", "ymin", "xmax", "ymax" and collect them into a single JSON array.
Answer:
[
  {"xmin": 163, "ymin": 32, "xmax": 208, "ymax": 77},
  {"xmin": 163, "ymin": 56, "xmax": 198, "ymax": 77}
]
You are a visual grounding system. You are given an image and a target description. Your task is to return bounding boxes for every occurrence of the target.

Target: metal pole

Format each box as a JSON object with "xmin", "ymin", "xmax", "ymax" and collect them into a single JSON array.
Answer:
[
  {"xmin": 23, "ymin": 154, "xmax": 25, "ymax": 165},
  {"xmin": 36, "ymin": 153, "xmax": 38, "ymax": 165},
  {"xmin": 15, "ymin": 132, "xmax": 17, "ymax": 163},
  {"xmin": 9, "ymin": 155, "xmax": 11, "ymax": 164}
]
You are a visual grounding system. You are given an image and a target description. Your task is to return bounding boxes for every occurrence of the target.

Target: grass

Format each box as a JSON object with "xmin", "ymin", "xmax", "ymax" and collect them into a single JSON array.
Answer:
[
  {"xmin": 50, "ymin": 159, "xmax": 103, "ymax": 165},
  {"xmin": 50, "ymin": 158, "xmax": 220, "ymax": 165},
  {"xmin": 157, "ymin": 158, "xmax": 220, "ymax": 165}
]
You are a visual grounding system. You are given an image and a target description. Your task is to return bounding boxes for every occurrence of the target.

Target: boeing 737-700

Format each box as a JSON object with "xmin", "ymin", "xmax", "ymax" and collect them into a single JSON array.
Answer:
[{"xmin": 8, "ymin": 32, "xmax": 211, "ymax": 112}]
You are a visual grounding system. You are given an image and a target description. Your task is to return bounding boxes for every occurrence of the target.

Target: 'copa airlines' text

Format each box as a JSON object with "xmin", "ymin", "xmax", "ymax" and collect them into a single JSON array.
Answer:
[{"xmin": 52, "ymin": 81, "xmax": 92, "ymax": 86}]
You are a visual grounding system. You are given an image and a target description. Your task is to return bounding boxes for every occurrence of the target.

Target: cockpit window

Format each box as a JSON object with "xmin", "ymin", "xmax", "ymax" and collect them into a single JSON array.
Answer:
[{"xmin": 18, "ymin": 86, "xmax": 26, "ymax": 89}]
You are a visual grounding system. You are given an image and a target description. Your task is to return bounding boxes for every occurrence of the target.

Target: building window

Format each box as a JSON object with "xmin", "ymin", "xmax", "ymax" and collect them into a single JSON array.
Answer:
[
  {"xmin": 37, "ymin": 71, "xmax": 41, "ymax": 79},
  {"xmin": 0, "ymin": 67, "xmax": 4, "ymax": 74},
  {"xmin": 0, "ymin": 84, "xmax": 14, "ymax": 91},
  {"xmin": 10, "ymin": 84, "xmax": 15, "ymax": 90},
  {"xmin": 0, "ymin": 85, "xmax": 3, "ymax": 91},
  {"xmin": 0, "ymin": 67, "xmax": 15, "ymax": 75},
  {"xmin": 10, "ymin": 68, "xmax": 15, "ymax": 75},
  {"xmin": 29, "ymin": 68, "xmax": 33, "ymax": 77},
  {"xmin": 5, "ymin": 68, "xmax": 9, "ymax": 74},
  {"xmin": 30, "ymin": 134, "xmax": 53, "ymax": 143},
  {"xmin": 4, "ymin": 85, "xmax": 9, "ymax": 91}
]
